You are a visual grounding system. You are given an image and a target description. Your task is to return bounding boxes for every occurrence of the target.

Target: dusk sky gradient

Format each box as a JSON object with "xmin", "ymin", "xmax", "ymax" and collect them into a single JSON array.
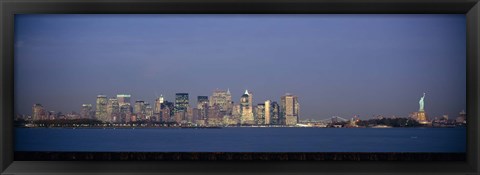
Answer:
[{"xmin": 14, "ymin": 14, "xmax": 466, "ymax": 120}]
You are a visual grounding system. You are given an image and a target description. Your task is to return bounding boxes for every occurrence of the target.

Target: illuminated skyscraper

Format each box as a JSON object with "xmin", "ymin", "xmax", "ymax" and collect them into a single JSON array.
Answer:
[
  {"xmin": 95, "ymin": 95, "xmax": 109, "ymax": 122},
  {"xmin": 197, "ymin": 96, "xmax": 209, "ymax": 109},
  {"xmin": 120, "ymin": 103, "xmax": 132, "ymax": 123},
  {"xmin": 264, "ymin": 100, "xmax": 271, "ymax": 125},
  {"xmin": 196, "ymin": 96, "xmax": 209, "ymax": 123},
  {"xmin": 134, "ymin": 100, "xmax": 146, "ymax": 114},
  {"xmin": 160, "ymin": 101, "xmax": 175, "ymax": 122},
  {"xmin": 107, "ymin": 98, "xmax": 120, "ymax": 122},
  {"xmin": 117, "ymin": 94, "xmax": 131, "ymax": 106},
  {"xmin": 207, "ymin": 104, "xmax": 223, "ymax": 126},
  {"xmin": 271, "ymin": 101, "xmax": 280, "ymax": 125},
  {"xmin": 32, "ymin": 104, "xmax": 46, "ymax": 121},
  {"xmin": 154, "ymin": 95, "xmax": 164, "ymax": 114},
  {"xmin": 240, "ymin": 90, "xmax": 254, "ymax": 125},
  {"xmin": 186, "ymin": 106, "xmax": 194, "ymax": 123},
  {"xmin": 80, "ymin": 104, "xmax": 93, "ymax": 119},
  {"xmin": 175, "ymin": 93, "xmax": 189, "ymax": 112},
  {"xmin": 256, "ymin": 103, "xmax": 265, "ymax": 125},
  {"xmin": 281, "ymin": 93, "xmax": 300, "ymax": 126},
  {"xmin": 145, "ymin": 103, "xmax": 153, "ymax": 120},
  {"xmin": 210, "ymin": 89, "xmax": 232, "ymax": 114},
  {"xmin": 134, "ymin": 100, "xmax": 146, "ymax": 121}
]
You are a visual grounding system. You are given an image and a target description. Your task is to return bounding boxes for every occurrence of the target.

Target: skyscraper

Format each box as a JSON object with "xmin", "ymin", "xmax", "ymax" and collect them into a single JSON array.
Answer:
[
  {"xmin": 210, "ymin": 89, "xmax": 232, "ymax": 113},
  {"xmin": 264, "ymin": 100, "xmax": 271, "ymax": 125},
  {"xmin": 175, "ymin": 93, "xmax": 189, "ymax": 112},
  {"xmin": 134, "ymin": 100, "xmax": 146, "ymax": 114},
  {"xmin": 116, "ymin": 94, "xmax": 132, "ymax": 123},
  {"xmin": 207, "ymin": 104, "xmax": 223, "ymax": 126},
  {"xmin": 161, "ymin": 101, "xmax": 175, "ymax": 122},
  {"xmin": 120, "ymin": 103, "xmax": 132, "ymax": 123},
  {"xmin": 173, "ymin": 93, "xmax": 188, "ymax": 123},
  {"xmin": 154, "ymin": 95, "xmax": 164, "ymax": 114},
  {"xmin": 197, "ymin": 96, "xmax": 209, "ymax": 109},
  {"xmin": 80, "ymin": 104, "xmax": 93, "ymax": 119},
  {"xmin": 271, "ymin": 101, "xmax": 280, "ymax": 125},
  {"xmin": 230, "ymin": 104, "xmax": 242, "ymax": 125},
  {"xmin": 240, "ymin": 90, "xmax": 254, "ymax": 125},
  {"xmin": 95, "ymin": 95, "xmax": 109, "ymax": 122},
  {"xmin": 281, "ymin": 93, "xmax": 300, "ymax": 126},
  {"xmin": 134, "ymin": 100, "xmax": 146, "ymax": 121},
  {"xmin": 32, "ymin": 104, "xmax": 46, "ymax": 121},
  {"xmin": 107, "ymin": 98, "xmax": 120, "ymax": 122},
  {"xmin": 145, "ymin": 102, "xmax": 153, "ymax": 120},
  {"xmin": 116, "ymin": 94, "xmax": 131, "ymax": 106},
  {"xmin": 256, "ymin": 103, "xmax": 265, "ymax": 125}
]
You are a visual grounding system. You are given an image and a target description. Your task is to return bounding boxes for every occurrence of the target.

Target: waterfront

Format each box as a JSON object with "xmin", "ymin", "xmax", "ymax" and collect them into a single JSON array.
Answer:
[{"xmin": 15, "ymin": 127, "xmax": 466, "ymax": 152}]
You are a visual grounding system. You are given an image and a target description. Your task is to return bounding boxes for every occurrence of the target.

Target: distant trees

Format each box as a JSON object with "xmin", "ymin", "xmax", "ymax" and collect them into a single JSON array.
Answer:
[
  {"xmin": 356, "ymin": 118, "xmax": 421, "ymax": 127},
  {"xmin": 32, "ymin": 118, "xmax": 103, "ymax": 127}
]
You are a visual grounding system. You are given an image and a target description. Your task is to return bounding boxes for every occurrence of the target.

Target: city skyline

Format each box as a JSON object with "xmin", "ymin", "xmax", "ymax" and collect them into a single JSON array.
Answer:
[
  {"xmin": 14, "ymin": 14, "xmax": 466, "ymax": 119},
  {"xmin": 22, "ymin": 89, "xmax": 463, "ymax": 122}
]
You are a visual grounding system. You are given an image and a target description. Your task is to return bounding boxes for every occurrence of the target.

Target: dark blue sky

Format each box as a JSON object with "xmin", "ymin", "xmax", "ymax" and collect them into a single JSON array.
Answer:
[{"xmin": 14, "ymin": 14, "xmax": 466, "ymax": 120}]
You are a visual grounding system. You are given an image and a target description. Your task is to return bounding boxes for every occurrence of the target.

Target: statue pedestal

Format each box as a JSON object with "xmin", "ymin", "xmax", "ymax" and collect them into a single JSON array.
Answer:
[{"xmin": 416, "ymin": 111, "xmax": 428, "ymax": 123}]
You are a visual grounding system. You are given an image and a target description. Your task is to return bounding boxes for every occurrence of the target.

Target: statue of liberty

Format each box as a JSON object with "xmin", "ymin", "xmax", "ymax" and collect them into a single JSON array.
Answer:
[{"xmin": 419, "ymin": 92, "xmax": 426, "ymax": 112}]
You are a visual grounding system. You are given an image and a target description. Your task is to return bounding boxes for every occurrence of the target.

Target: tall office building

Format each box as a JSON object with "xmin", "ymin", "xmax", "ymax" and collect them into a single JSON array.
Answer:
[
  {"xmin": 120, "ymin": 103, "xmax": 132, "ymax": 123},
  {"xmin": 256, "ymin": 103, "xmax": 265, "ymax": 125},
  {"xmin": 134, "ymin": 100, "xmax": 146, "ymax": 114},
  {"xmin": 271, "ymin": 101, "xmax": 280, "ymax": 125},
  {"xmin": 117, "ymin": 94, "xmax": 131, "ymax": 106},
  {"xmin": 175, "ymin": 93, "xmax": 189, "ymax": 112},
  {"xmin": 160, "ymin": 106, "xmax": 171, "ymax": 122},
  {"xmin": 107, "ymin": 98, "xmax": 120, "ymax": 122},
  {"xmin": 154, "ymin": 95, "xmax": 164, "ymax": 114},
  {"xmin": 264, "ymin": 100, "xmax": 271, "ymax": 125},
  {"xmin": 196, "ymin": 96, "xmax": 209, "ymax": 123},
  {"xmin": 134, "ymin": 100, "xmax": 146, "ymax": 121},
  {"xmin": 186, "ymin": 106, "xmax": 194, "ymax": 123},
  {"xmin": 80, "ymin": 104, "xmax": 93, "ymax": 119},
  {"xmin": 281, "ymin": 93, "xmax": 300, "ymax": 126},
  {"xmin": 161, "ymin": 101, "xmax": 175, "ymax": 122},
  {"xmin": 207, "ymin": 104, "xmax": 223, "ymax": 126},
  {"xmin": 197, "ymin": 96, "xmax": 209, "ymax": 109},
  {"xmin": 210, "ymin": 89, "xmax": 232, "ymax": 113},
  {"xmin": 145, "ymin": 103, "xmax": 153, "ymax": 120},
  {"xmin": 32, "ymin": 104, "xmax": 46, "ymax": 121},
  {"xmin": 240, "ymin": 90, "xmax": 255, "ymax": 125},
  {"xmin": 230, "ymin": 104, "xmax": 242, "ymax": 125},
  {"xmin": 95, "ymin": 95, "xmax": 109, "ymax": 122}
]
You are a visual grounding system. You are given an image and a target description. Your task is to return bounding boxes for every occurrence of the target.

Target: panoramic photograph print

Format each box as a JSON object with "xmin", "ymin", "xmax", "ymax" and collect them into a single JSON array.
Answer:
[{"xmin": 13, "ymin": 14, "xmax": 466, "ymax": 160}]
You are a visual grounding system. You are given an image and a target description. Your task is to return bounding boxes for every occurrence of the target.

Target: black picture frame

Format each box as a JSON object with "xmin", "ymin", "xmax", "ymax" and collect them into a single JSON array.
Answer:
[{"xmin": 1, "ymin": 0, "xmax": 479, "ymax": 174}]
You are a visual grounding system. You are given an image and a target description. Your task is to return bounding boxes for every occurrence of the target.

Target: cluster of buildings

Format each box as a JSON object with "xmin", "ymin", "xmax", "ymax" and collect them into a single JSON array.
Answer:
[
  {"xmin": 26, "ymin": 91, "xmax": 467, "ymax": 128},
  {"xmin": 30, "ymin": 89, "xmax": 301, "ymax": 126}
]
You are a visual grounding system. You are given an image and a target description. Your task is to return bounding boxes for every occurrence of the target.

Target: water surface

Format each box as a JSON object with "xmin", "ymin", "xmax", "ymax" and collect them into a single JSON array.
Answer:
[{"xmin": 15, "ymin": 127, "xmax": 466, "ymax": 152}]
